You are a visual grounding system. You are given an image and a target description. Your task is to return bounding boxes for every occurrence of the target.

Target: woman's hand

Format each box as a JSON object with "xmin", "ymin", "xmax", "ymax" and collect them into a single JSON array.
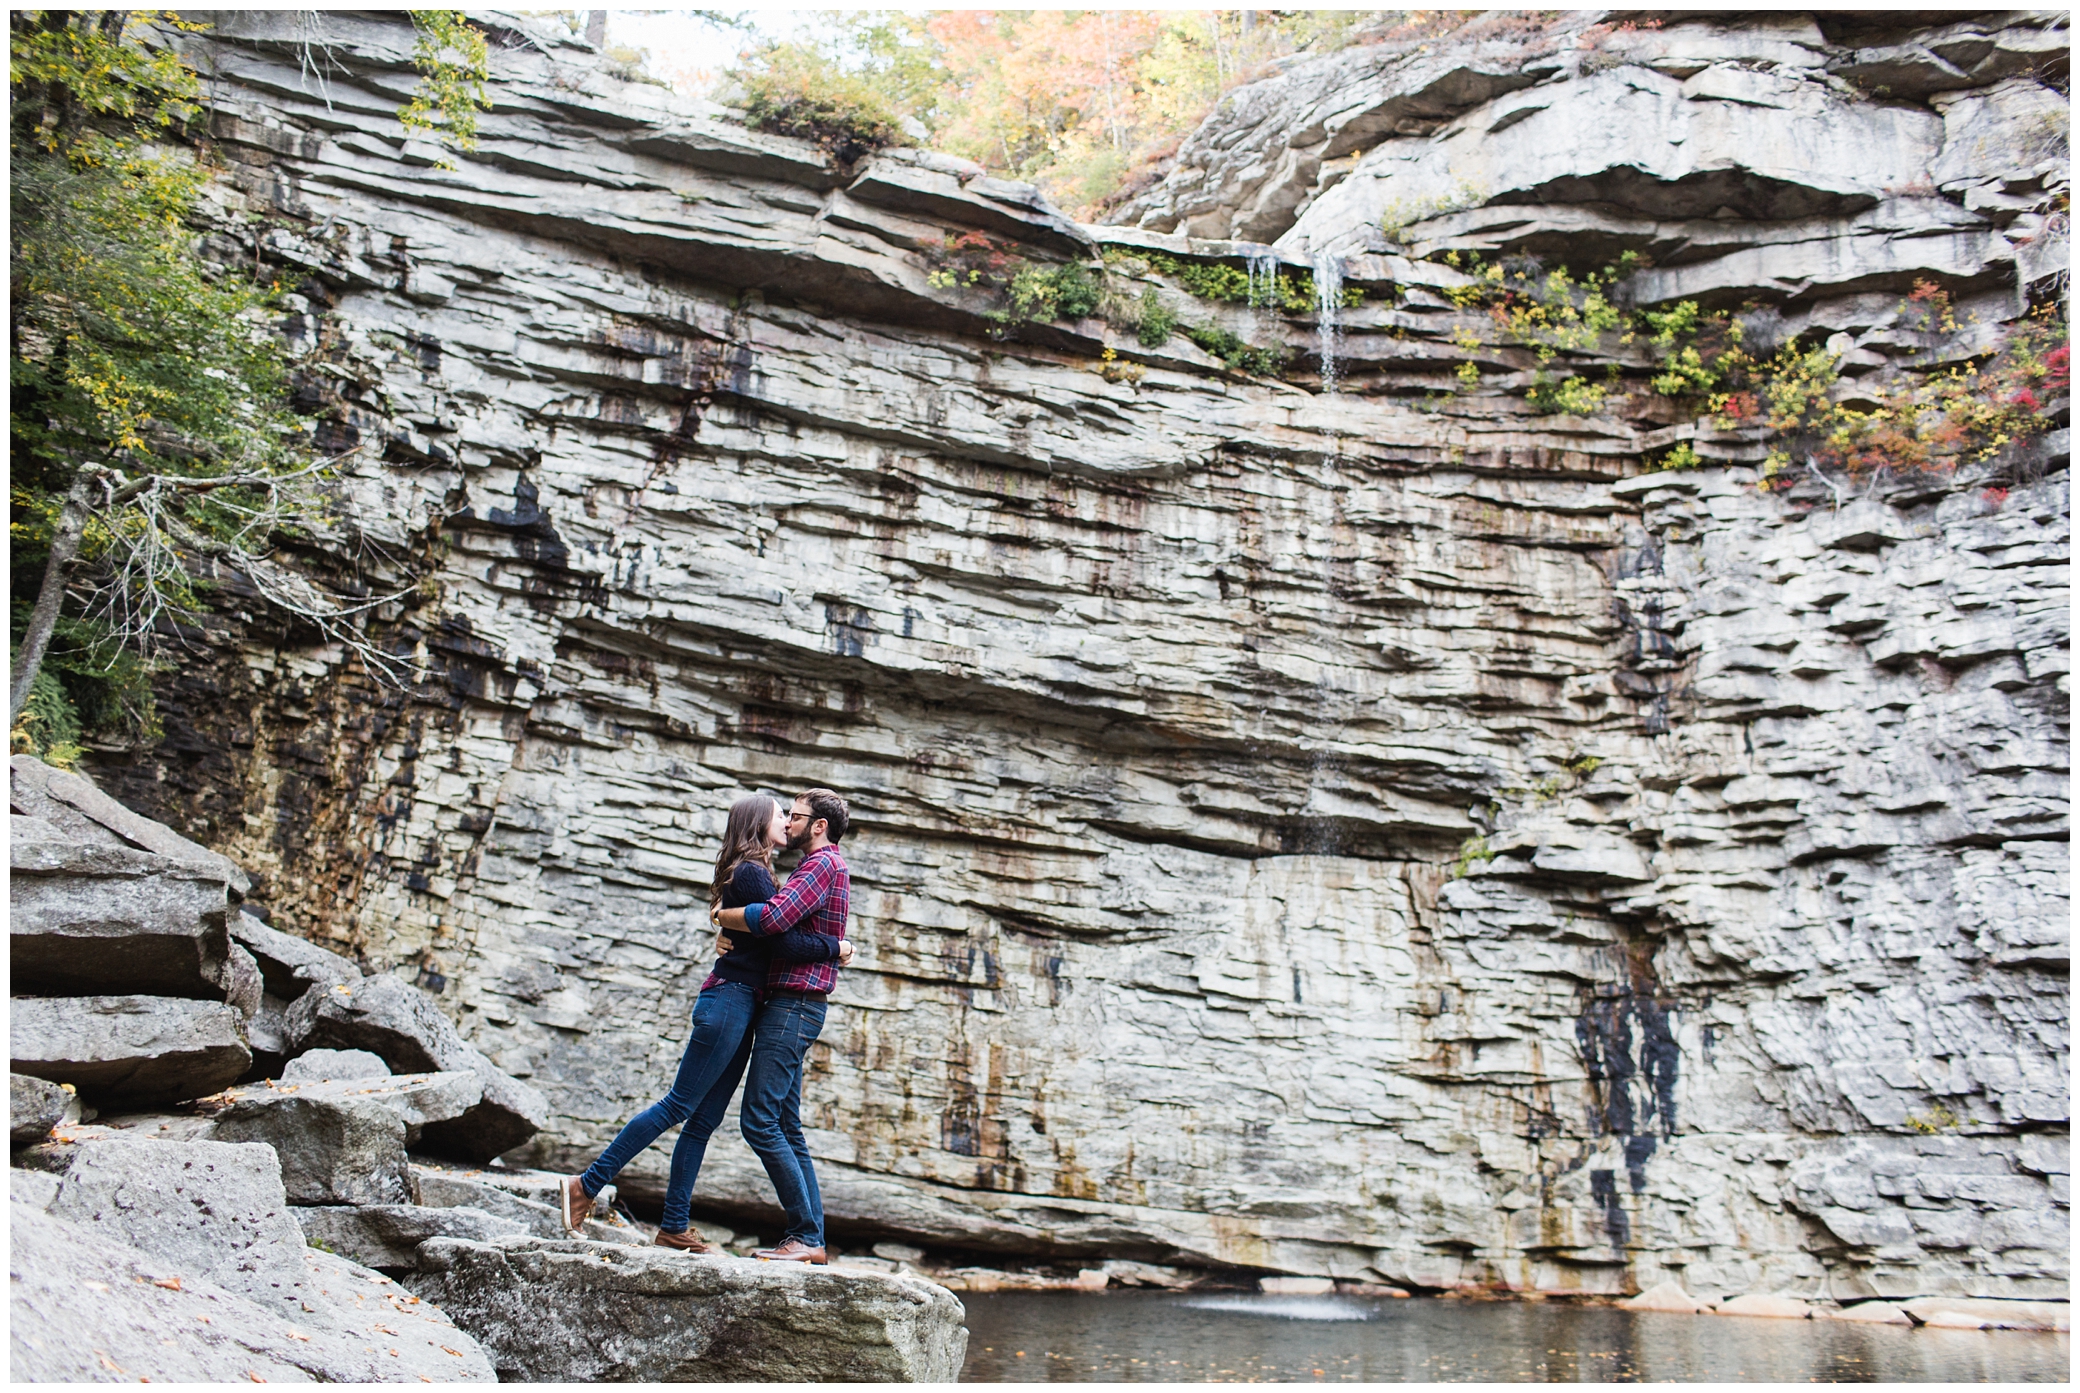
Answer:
[{"xmin": 837, "ymin": 940, "xmax": 855, "ymax": 968}]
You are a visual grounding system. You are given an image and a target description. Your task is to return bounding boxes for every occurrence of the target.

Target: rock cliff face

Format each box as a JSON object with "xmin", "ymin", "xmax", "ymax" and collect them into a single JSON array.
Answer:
[{"xmin": 90, "ymin": 9, "xmax": 2067, "ymax": 1301}]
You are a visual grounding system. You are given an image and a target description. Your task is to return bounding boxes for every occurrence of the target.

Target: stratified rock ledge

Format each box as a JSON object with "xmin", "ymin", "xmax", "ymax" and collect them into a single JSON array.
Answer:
[{"xmin": 409, "ymin": 1235, "xmax": 969, "ymax": 1382}]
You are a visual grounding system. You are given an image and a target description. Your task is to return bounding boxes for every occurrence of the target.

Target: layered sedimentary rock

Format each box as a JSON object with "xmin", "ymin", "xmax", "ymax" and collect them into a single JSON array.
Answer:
[{"xmin": 84, "ymin": 9, "xmax": 2067, "ymax": 1301}]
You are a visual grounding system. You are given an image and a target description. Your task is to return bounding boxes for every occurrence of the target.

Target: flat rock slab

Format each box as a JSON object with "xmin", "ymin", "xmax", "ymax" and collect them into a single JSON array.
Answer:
[
  {"xmin": 287, "ymin": 975, "xmax": 547, "ymax": 1162},
  {"xmin": 10, "ymin": 1201, "xmax": 495, "ymax": 1382},
  {"xmin": 11, "ymin": 1072, "xmax": 68, "ymax": 1146},
  {"xmin": 208, "ymin": 1092, "xmax": 415, "ymax": 1206},
  {"xmin": 19, "ymin": 1111, "xmax": 219, "ymax": 1156},
  {"xmin": 1623, "ymin": 1280, "xmax": 1712, "ymax": 1314},
  {"xmin": 46, "ymin": 1138, "xmax": 312, "ymax": 1304},
  {"xmin": 11, "ymin": 995, "xmax": 250, "ymax": 1107},
  {"xmin": 410, "ymin": 1235, "xmax": 968, "ymax": 1382},
  {"xmin": 216, "ymin": 1070, "xmax": 483, "ymax": 1134},
  {"xmin": 296, "ymin": 1202, "xmax": 530, "ymax": 1270},
  {"xmin": 10, "ymin": 1167, "xmax": 62, "ymax": 1208},
  {"xmin": 1716, "ymin": 1292, "xmax": 1814, "ymax": 1319},
  {"xmin": 282, "ymin": 1047, "xmax": 391, "ymax": 1082},
  {"xmin": 10, "ymin": 754, "xmax": 249, "ymax": 891},
  {"xmin": 10, "ymin": 852, "xmax": 235, "ymax": 1001},
  {"xmin": 1902, "ymin": 1296, "xmax": 2070, "ymax": 1331}
]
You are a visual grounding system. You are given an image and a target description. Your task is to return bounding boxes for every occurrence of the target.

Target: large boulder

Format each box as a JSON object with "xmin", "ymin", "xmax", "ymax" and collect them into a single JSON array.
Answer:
[
  {"xmin": 410, "ymin": 1235, "xmax": 970, "ymax": 1382},
  {"xmin": 11, "ymin": 1072, "xmax": 68, "ymax": 1147},
  {"xmin": 10, "ymin": 756, "xmax": 244, "ymax": 1002},
  {"xmin": 10, "ymin": 833, "xmax": 236, "ymax": 1001},
  {"xmin": 45, "ymin": 1137, "xmax": 310, "ymax": 1303},
  {"xmin": 296, "ymin": 1203, "xmax": 530, "ymax": 1270},
  {"xmin": 10, "ymin": 1201, "xmax": 496, "ymax": 1382},
  {"xmin": 9, "ymin": 755, "xmax": 248, "ymax": 892},
  {"xmin": 208, "ymin": 1093, "xmax": 415, "ymax": 1206},
  {"xmin": 212, "ymin": 1069, "xmax": 483, "ymax": 1142},
  {"xmin": 14, "ymin": 1133, "xmax": 497, "ymax": 1380},
  {"xmin": 286, "ymin": 974, "xmax": 548, "ymax": 1161},
  {"xmin": 198, "ymin": 1070, "xmax": 484, "ymax": 1209},
  {"xmin": 229, "ymin": 910, "xmax": 361, "ymax": 998},
  {"xmin": 231, "ymin": 912, "xmax": 365, "ymax": 1080},
  {"xmin": 11, "ymin": 994, "xmax": 250, "ymax": 1106}
]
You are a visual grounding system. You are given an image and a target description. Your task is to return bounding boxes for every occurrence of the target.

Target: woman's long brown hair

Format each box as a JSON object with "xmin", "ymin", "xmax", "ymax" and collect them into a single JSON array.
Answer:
[{"xmin": 709, "ymin": 794, "xmax": 781, "ymax": 913}]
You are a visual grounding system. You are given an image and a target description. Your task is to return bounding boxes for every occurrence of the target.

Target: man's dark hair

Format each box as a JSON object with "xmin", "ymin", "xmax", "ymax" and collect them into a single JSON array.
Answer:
[{"xmin": 801, "ymin": 787, "xmax": 850, "ymax": 843}]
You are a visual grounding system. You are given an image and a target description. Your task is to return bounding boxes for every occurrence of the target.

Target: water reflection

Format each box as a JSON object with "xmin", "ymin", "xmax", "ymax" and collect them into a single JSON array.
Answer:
[{"xmin": 960, "ymin": 1291, "xmax": 2070, "ymax": 1383}]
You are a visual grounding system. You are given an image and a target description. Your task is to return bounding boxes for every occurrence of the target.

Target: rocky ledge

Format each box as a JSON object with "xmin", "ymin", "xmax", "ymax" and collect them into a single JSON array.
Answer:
[
  {"xmin": 57, "ymin": 7, "xmax": 2074, "ymax": 1307},
  {"xmin": 414, "ymin": 1236, "xmax": 966, "ymax": 1382},
  {"xmin": 10, "ymin": 762, "xmax": 968, "ymax": 1381}
]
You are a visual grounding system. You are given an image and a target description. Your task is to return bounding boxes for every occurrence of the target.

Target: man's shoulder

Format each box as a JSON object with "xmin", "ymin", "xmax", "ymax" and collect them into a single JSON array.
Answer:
[{"xmin": 808, "ymin": 844, "xmax": 850, "ymax": 873}]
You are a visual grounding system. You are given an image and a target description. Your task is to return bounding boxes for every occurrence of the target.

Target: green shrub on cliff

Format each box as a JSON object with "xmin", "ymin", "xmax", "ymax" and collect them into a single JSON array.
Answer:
[
  {"xmin": 924, "ymin": 232, "xmax": 1110, "ymax": 338},
  {"xmin": 1432, "ymin": 247, "xmax": 2070, "ymax": 485},
  {"xmin": 730, "ymin": 42, "xmax": 909, "ymax": 164}
]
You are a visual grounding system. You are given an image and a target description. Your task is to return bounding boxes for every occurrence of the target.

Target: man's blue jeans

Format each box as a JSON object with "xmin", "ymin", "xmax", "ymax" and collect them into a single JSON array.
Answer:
[
  {"xmin": 579, "ymin": 980, "xmax": 756, "ymax": 1234},
  {"xmin": 740, "ymin": 993, "xmax": 827, "ymax": 1247}
]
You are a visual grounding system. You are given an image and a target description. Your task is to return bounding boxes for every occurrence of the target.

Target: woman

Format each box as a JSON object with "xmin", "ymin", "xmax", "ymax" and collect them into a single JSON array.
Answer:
[{"xmin": 560, "ymin": 794, "xmax": 844, "ymax": 1250}]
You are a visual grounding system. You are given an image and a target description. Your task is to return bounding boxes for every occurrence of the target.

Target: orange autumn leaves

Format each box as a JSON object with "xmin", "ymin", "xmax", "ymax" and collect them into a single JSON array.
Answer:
[{"xmin": 737, "ymin": 11, "xmax": 1377, "ymax": 218}]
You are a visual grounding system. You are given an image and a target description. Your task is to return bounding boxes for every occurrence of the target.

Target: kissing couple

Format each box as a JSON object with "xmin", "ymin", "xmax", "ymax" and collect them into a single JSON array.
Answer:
[{"xmin": 561, "ymin": 787, "xmax": 854, "ymax": 1264}]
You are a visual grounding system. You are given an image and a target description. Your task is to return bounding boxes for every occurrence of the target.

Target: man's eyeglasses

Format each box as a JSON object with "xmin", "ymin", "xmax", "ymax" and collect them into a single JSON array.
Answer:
[{"xmin": 787, "ymin": 811, "xmax": 814, "ymax": 824}]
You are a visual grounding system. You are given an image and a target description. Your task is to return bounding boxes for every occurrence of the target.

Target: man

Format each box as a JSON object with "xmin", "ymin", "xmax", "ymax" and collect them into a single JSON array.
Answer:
[{"xmin": 712, "ymin": 787, "xmax": 852, "ymax": 1264}]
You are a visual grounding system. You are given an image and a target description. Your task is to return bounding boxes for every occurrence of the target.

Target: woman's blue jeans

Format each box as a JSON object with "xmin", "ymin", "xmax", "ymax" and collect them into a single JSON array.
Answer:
[
  {"xmin": 739, "ymin": 993, "xmax": 828, "ymax": 1247},
  {"xmin": 579, "ymin": 981, "xmax": 756, "ymax": 1234}
]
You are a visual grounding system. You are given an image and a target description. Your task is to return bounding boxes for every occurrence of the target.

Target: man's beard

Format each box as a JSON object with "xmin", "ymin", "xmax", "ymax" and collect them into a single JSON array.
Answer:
[{"xmin": 785, "ymin": 824, "xmax": 813, "ymax": 852}]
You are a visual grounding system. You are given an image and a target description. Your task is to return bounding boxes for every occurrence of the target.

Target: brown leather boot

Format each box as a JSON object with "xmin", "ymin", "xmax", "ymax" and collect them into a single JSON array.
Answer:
[
  {"xmin": 560, "ymin": 1175, "xmax": 594, "ymax": 1232},
  {"xmin": 753, "ymin": 1237, "xmax": 827, "ymax": 1265},
  {"xmin": 653, "ymin": 1228, "xmax": 715, "ymax": 1254}
]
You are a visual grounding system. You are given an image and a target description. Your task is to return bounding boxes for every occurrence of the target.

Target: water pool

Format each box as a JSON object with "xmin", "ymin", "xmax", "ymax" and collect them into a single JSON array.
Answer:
[{"xmin": 959, "ymin": 1291, "xmax": 2069, "ymax": 1382}]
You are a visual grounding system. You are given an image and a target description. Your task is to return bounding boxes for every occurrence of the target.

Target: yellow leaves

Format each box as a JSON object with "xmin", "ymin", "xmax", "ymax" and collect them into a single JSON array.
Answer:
[{"xmin": 399, "ymin": 12, "xmax": 491, "ymax": 153}]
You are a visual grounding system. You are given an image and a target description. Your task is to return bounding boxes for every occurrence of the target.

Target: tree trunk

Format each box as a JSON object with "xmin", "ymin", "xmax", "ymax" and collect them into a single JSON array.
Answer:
[{"xmin": 10, "ymin": 472, "xmax": 96, "ymax": 728}]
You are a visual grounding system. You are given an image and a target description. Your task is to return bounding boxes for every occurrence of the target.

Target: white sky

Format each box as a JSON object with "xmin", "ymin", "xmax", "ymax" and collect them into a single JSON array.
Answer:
[
  {"xmin": 599, "ymin": 9, "xmax": 909, "ymax": 97},
  {"xmin": 594, "ymin": 4, "xmax": 1280, "ymax": 97}
]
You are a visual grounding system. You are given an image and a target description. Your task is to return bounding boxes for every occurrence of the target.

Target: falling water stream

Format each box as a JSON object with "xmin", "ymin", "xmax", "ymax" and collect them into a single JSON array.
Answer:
[
  {"xmin": 1243, "ymin": 244, "xmax": 1280, "ymax": 343},
  {"xmin": 1314, "ymin": 249, "xmax": 1345, "ymax": 394}
]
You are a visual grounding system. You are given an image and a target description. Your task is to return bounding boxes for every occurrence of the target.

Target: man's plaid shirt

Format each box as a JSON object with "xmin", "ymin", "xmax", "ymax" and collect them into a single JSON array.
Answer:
[{"xmin": 743, "ymin": 843, "xmax": 849, "ymax": 996}]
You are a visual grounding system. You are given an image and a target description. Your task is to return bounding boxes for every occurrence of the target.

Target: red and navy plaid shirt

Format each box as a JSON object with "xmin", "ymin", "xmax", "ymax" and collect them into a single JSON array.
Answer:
[{"xmin": 745, "ymin": 844, "xmax": 849, "ymax": 996}]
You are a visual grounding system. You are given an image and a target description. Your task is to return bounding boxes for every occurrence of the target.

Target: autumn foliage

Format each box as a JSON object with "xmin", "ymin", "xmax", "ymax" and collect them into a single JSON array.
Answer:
[{"xmin": 727, "ymin": 11, "xmax": 1393, "ymax": 217}]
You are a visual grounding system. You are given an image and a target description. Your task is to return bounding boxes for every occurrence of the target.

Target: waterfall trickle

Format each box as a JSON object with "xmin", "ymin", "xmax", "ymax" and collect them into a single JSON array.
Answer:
[
  {"xmin": 1313, "ymin": 251, "xmax": 1344, "ymax": 394},
  {"xmin": 1244, "ymin": 245, "xmax": 1280, "ymax": 340}
]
